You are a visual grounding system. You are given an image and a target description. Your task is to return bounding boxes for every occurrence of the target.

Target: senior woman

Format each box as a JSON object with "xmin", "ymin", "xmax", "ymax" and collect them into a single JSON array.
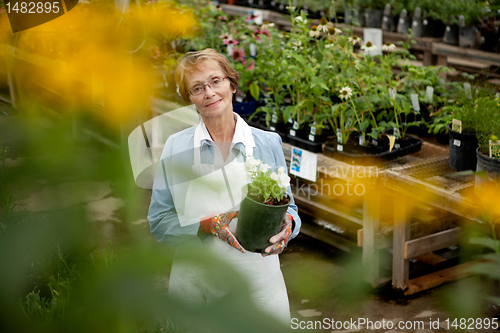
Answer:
[{"xmin": 147, "ymin": 48, "xmax": 301, "ymax": 323}]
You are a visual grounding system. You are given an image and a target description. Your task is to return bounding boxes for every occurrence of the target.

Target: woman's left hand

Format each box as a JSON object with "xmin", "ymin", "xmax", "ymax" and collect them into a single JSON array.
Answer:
[{"xmin": 262, "ymin": 214, "xmax": 293, "ymax": 257}]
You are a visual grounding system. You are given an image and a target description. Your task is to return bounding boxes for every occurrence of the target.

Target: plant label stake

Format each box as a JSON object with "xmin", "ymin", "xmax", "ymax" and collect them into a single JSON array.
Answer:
[
  {"xmin": 394, "ymin": 128, "xmax": 400, "ymax": 139},
  {"xmin": 452, "ymin": 118, "xmax": 462, "ymax": 134},
  {"xmin": 249, "ymin": 43, "xmax": 257, "ymax": 57},
  {"xmin": 388, "ymin": 88, "xmax": 396, "ymax": 105},
  {"xmin": 426, "ymin": 86, "xmax": 434, "ymax": 102},
  {"xmin": 411, "ymin": 94, "xmax": 420, "ymax": 111},
  {"xmin": 336, "ymin": 129, "xmax": 343, "ymax": 151},
  {"xmin": 490, "ymin": 140, "xmax": 500, "ymax": 159},
  {"xmin": 272, "ymin": 112, "xmax": 278, "ymax": 123},
  {"xmin": 463, "ymin": 83, "xmax": 472, "ymax": 99}
]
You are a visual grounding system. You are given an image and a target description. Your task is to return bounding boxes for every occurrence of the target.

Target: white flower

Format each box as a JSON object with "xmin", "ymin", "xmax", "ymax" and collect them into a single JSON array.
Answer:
[
  {"xmin": 261, "ymin": 22, "xmax": 275, "ymax": 30},
  {"xmin": 291, "ymin": 40, "xmax": 302, "ymax": 50},
  {"xmin": 325, "ymin": 43, "xmax": 334, "ymax": 48},
  {"xmin": 259, "ymin": 163, "xmax": 271, "ymax": 173},
  {"xmin": 309, "ymin": 26, "xmax": 320, "ymax": 38},
  {"xmin": 361, "ymin": 41, "xmax": 377, "ymax": 51},
  {"xmin": 287, "ymin": 6, "xmax": 297, "ymax": 11},
  {"xmin": 278, "ymin": 167, "xmax": 285, "ymax": 174},
  {"xmin": 294, "ymin": 16, "xmax": 306, "ymax": 24},
  {"xmin": 270, "ymin": 172, "xmax": 278, "ymax": 181},
  {"xmin": 277, "ymin": 173, "xmax": 291, "ymax": 188},
  {"xmin": 382, "ymin": 42, "xmax": 396, "ymax": 51},
  {"xmin": 348, "ymin": 35, "xmax": 361, "ymax": 45},
  {"xmin": 339, "ymin": 86, "xmax": 353, "ymax": 100},
  {"xmin": 317, "ymin": 17, "xmax": 333, "ymax": 32},
  {"xmin": 245, "ymin": 155, "xmax": 262, "ymax": 172}
]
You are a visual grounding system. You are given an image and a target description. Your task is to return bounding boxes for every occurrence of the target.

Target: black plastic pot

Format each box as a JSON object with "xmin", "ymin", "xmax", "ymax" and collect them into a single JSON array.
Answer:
[
  {"xmin": 475, "ymin": 147, "xmax": 500, "ymax": 192},
  {"xmin": 411, "ymin": 7, "xmax": 423, "ymax": 37},
  {"xmin": 364, "ymin": 9, "xmax": 382, "ymax": 28},
  {"xmin": 459, "ymin": 26, "xmax": 478, "ymax": 48},
  {"xmin": 382, "ymin": 14, "xmax": 398, "ymax": 32},
  {"xmin": 448, "ymin": 123, "xmax": 478, "ymax": 171},
  {"xmin": 443, "ymin": 24, "xmax": 459, "ymax": 45},
  {"xmin": 233, "ymin": 100, "xmax": 257, "ymax": 116},
  {"xmin": 397, "ymin": 9, "xmax": 411, "ymax": 34},
  {"xmin": 236, "ymin": 189, "xmax": 290, "ymax": 253}
]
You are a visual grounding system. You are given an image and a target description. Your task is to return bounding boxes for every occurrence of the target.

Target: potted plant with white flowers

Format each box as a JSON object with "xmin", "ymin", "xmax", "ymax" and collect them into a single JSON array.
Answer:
[{"xmin": 236, "ymin": 156, "xmax": 291, "ymax": 253}]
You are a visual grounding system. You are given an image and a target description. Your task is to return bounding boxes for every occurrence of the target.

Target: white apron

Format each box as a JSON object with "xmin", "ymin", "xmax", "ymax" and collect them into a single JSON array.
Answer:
[{"xmin": 167, "ymin": 134, "xmax": 291, "ymax": 324}]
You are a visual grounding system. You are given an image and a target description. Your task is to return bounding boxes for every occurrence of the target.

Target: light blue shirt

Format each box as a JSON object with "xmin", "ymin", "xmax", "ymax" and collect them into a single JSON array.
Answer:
[{"xmin": 147, "ymin": 120, "xmax": 301, "ymax": 248}]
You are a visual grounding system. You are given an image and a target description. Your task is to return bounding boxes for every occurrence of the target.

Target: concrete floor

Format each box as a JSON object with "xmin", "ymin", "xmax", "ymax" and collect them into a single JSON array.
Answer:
[{"xmin": 2, "ymin": 103, "xmax": 499, "ymax": 333}]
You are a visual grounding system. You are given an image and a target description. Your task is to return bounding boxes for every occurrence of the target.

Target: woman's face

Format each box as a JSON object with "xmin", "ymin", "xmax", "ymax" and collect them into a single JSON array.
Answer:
[{"xmin": 185, "ymin": 62, "xmax": 235, "ymax": 120}]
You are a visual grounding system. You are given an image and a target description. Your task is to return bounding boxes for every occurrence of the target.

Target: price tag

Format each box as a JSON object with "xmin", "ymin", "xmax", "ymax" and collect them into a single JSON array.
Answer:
[
  {"xmin": 293, "ymin": 121, "xmax": 299, "ymax": 130},
  {"xmin": 411, "ymin": 94, "xmax": 420, "ymax": 111},
  {"xmin": 310, "ymin": 126, "xmax": 316, "ymax": 135},
  {"xmin": 289, "ymin": 129, "xmax": 296, "ymax": 137},
  {"xmin": 426, "ymin": 86, "xmax": 434, "ymax": 102},
  {"xmin": 362, "ymin": 28, "xmax": 383, "ymax": 56},
  {"xmin": 337, "ymin": 144, "xmax": 343, "ymax": 151},
  {"xmin": 359, "ymin": 136, "xmax": 365, "ymax": 146},
  {"xmin": 308, "ymin": 134, "xmax": 315, "ymax": 142},
  {"xmin": 454, "ymin": 139, "xmax": 461, "ymax": 147},
  {"xmin": 463, "ymin": 82, "xmax": 471, "ymax": 98},
  {"xmin": 272, "ymin": 113, "xmax": 278, "ymax": 123},
  {"xmin": 249, "ymin": 43, "xmax": 257, "ymax": 57},
  {"xmin": 289, "ymin": 147, "xmax": 317, "ymax": 182},
  {"xmin": 270, "ymin": 126, "xmax": 276, "ymax": 131},
  {"xmin": 452, "ymin": 118, "xmax": 462, "ymax": 134}
]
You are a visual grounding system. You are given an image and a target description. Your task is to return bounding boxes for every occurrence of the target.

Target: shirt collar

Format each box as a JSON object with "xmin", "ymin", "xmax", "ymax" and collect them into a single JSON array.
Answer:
[{"xmin": 193, "ymin": 112, "xmax": 255, "ymax": 155}]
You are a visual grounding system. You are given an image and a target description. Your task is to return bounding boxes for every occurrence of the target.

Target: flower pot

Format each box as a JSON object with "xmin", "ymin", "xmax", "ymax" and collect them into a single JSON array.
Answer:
[
  {"xmin": 459, "ymin": 26, "xmax": 478, "ymax": 48},
  {"xmin": 448, "ymin": 123, "xmax": 478, "ymax": 171},
  {"xmin": 411, "ymin": 7, "xmax": 423, "ymax": 37},
  {"xmin": 364, "ymin": 9, "xmax": 383, "ymax": 28},
  {"xmin": 236, "ymin": 190, "xmax": 290, "ymax": 253},
  {"xmin": 397, "ymin": 9, "xmax": 411, "ymax": 34},
  {"xmin": 443, "ymin": 24, "xmax": 459, "ymax": 45},
  {"xmin": 343, "ymin": 6, "xmax": 351, "ymax": 25},
  {"xmin": 475, "ymin": 147, "xmax": 500, "ymax": 192},
  {"xmin": 352, "ymin": 7, "xmax": 365, "ymax": 26},
  {"xmin": 233, "ymin": 100, "xmax": 257, "ymax": 116},
  {"xmin": 382, "ymin": 14, "xmax": 398, "ymax": 32}
]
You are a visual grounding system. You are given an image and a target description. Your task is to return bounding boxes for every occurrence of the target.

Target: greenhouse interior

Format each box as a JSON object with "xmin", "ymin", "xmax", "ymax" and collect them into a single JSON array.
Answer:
[{"xmin": 1, "ymin": 0, "xmax": 500, "ymax": 332}]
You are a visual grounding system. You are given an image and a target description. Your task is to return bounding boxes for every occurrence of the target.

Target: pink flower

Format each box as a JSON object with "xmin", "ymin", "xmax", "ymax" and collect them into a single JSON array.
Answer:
[
  {"xmin": 232, "ymin": 48, "xmax": 246, "ymax": 62},
  {"xmin": 253, "ymin": 29, "xmax": 270, "ymax": 42},
  {"xmin": 227, "ymin": 39, "xmax": 239, "ymax": 45},
  {"xmin": 245, "ymin": 14, "xmax": 259, "ymax": 22},
  {"xmin": 218, "ymin": 16, "xmax": 227, "ymax": 21},
  {"xmin": 246, "ymin": 60, "xmax": 255, "ymax": 70},
  {"xmin": 219, "ymin": 33, "xmax": 231, "ymax": 39}
]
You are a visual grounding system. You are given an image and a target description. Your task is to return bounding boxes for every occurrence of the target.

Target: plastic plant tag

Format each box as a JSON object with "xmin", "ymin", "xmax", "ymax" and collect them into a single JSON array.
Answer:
[
  {"xmin": 337, "ymin": 144, "xmax": 343, "ymax": 151},
  {"xmin": 270, "ymin": 126, "xmax": 276, "ymax": 131},
  {"xmin": 359, "ymin": 135, "xmax": 365, "ymax": 146},
  {"xmin": 288, "ymin": 116, "xmax": 293, "ymax": 124},
  {"xmin": 289, "ymin": 129, "xmax": 296, "ymax": 136},
  {"xmin": 394, "ymin": 128, "xmax": 400, "ymax": 139},
  {"xmin": 490, "ymin": 140, "xmax": 500, "ymax": 159},
  {"xmin": 411, "ymin": 94, "xmax": 420, "ymax": 111},
  {"xmin": 227, "ymin": 44, "xmax": 234, "ymax": 56},
  {"xmin": 272, "ymin": 113, "xmax": 278, "ymax": 123},
  {"xmin": 310, "ymin": 126, "xmax": 316, "ymax": 135},
  {"xmin": 426, "ymin": 86, "xmax": 434, "ymax": 102},
  {"xmin": 249, "ymin": 43, "xmax": 257, "ymax": 57},
  {"xmin": 252, "ymin": 10, "xmax": 264, "ymax": 25},
  {"xmin": 452, "ymin": 118, "xmax": 462, "ymax": 134},
  {"xmin": 308, "ymin": 134, "xmax": 315, "ymax": 142},
  {"xmin": 236, "ymin": 96, "xmax": 244, "ymax": 103},
  {"xmin": 289, "ymin": 147, "xmax": 317, "ymax": 182},
  {"xmin": 454, "ymin": 139, "xmax": 461, "ymax": 147},
  {"xmin": 292, "ymin": 121, "xmax": 299, "ymax": 130},
  {"xmin": 463, "ymin": 82, "xmax": 471, "ymax": 98},
  {"xmin": 388, "ymin": 87, "xmax": 396, "ymax": 105},
  {"xmin": 362, "ymin": 28, "xmax": 383, "ymax": 56},
  {"xmin": 345, "ymin": 118, "xmax": 352, "ymax": 129},
  {"xmin": 336, "ymin": 129, "xmax": 342, "ymax": 143},
  {"xmin": 394, "ymin": 143, "xmax": 400, "ymax": 149},
  {"xmin": 387, "ymin": 135, "xmax": 396, "ymax": 152}
]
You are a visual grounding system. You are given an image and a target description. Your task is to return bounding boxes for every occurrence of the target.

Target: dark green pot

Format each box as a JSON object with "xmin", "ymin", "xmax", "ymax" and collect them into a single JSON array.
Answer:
[{"xmin": 236, "ymin": 193, "xmax": 290, "ymax": 253}]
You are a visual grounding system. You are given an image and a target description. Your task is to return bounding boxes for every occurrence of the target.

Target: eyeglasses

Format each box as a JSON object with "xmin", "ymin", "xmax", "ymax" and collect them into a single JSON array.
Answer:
[{"xmin": 189, "ymin": 76, "xmax": 229, "ymax": 96}]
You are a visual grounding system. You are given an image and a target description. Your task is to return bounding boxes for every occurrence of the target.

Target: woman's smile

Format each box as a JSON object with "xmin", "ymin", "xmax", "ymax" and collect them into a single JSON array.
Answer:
[{"xmin": 205, "ymin": 98, "xmax": 222, "ymax": 108}]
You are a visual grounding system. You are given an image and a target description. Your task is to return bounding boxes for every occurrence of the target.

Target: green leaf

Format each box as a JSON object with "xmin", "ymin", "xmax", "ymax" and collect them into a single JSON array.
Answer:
[
  {"xmin": 249, "ymin": 83, "xmax": 260, "ymax": 102},
  {"xmin": 469, "ymin": 237, "xmax": 500, "ymax": 252}
]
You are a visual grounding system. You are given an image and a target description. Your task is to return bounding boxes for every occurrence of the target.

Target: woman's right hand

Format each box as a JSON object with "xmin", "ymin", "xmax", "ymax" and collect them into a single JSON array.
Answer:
[{"xmin": 200, "ymin": 211, "xmax": 246, "ymax": 253}]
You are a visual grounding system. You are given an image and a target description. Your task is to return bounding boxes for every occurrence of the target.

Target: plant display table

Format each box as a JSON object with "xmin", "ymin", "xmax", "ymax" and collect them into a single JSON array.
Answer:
[{"xmin": 282, "ymin": 141, "xmax": 483, "ymax": 294}]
